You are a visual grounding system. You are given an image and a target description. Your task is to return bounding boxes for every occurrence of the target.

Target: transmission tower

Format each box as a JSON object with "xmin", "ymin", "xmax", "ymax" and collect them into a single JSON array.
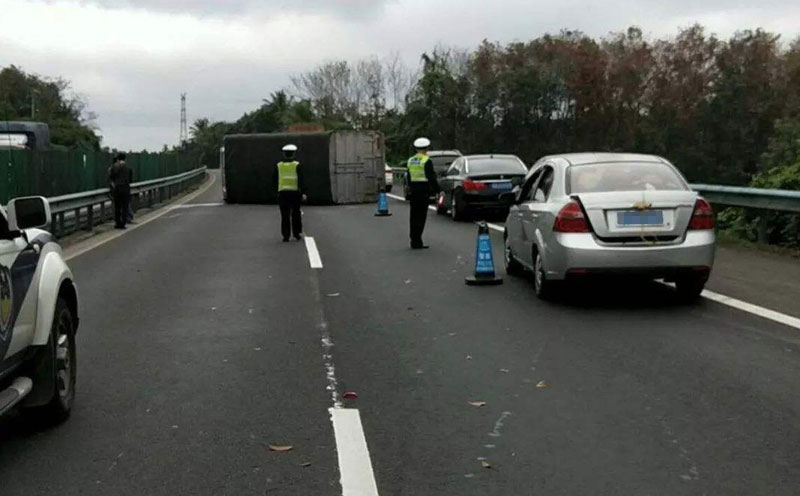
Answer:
[{"xmin": 179, "ymin": 93, "xmax": 188, "ymax": 146}]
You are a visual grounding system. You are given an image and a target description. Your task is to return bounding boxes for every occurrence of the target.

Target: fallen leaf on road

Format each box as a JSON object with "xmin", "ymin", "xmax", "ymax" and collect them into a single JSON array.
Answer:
[
  {"xmin": 254, "ymin": 347, "xmax": 262, "ymax": 351},
  {"xmin": 343, "ymin": 391, "xmax": 358, "ymax": 400},
  {"xmin": 536, "ymin": 381, "xmax": 549, "ymax": 389},
  {"xmin": 500, "ymin": 369, "xmax": 510, "ymax": 373},
  {"xmin": 405, "ymin": 279, "xmax": 412, "ymax": 284},
  {"xmin": 268, "ymin": 445, "xmax": 293, "ymax": 452},
  {"xmin": 482, "ymin": 461, "xmax": 493, "ymax": 469},
  {"xmin": 468, "ymin": 401, "xmax": 487, "ymax": 407},
  {"xmin": 466, "ymin": 355, "xmax": 472, "ymax": 360},
  {"xmin": 326, "ymin": 293, "xmax": 340, "ymax": 297},
  {"xmin": 300, "ymin": 462, "xmax": 312, "ymax": 467}
]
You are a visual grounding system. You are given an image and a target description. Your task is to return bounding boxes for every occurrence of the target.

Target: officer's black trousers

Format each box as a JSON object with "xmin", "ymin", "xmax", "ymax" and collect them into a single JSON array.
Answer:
[
  {"xmin": 278, "ymin": 191, "xmax": 303, "ymax": 240},
  {"xmin": 113, "ymin": 191, "xmax": 130, "ymax": 228},
  {"xmin": 409, "ymin": 199, "xmax": 429, "ymax": 247}
]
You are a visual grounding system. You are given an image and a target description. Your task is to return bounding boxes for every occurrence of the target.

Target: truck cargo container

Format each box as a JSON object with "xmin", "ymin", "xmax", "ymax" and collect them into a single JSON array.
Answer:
[{"xmin": 222, "ymin": 131, "xmax": 385, "ymax": 205}]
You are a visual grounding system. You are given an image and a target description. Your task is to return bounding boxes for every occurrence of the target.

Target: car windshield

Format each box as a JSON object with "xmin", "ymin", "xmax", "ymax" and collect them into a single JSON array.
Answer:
[
  {"xmin": 466, "ymin": 157, "xmax": 526, "ymax": 175},
  {"xmin": 569, "ymin": 162, "xmax": 688, "ymax": 193},
  {"xmin": 0, "ymin": 133, "xmax": 28, "ymax": 149}
]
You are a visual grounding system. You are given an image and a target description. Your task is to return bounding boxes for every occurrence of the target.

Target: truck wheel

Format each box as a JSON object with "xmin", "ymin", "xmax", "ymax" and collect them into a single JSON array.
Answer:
[{"xmin": 31, "ymin": 298, "xmax": 76, "ymax": 424}]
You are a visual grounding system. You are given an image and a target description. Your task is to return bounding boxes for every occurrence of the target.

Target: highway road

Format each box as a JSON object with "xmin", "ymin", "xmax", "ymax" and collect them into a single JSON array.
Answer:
[{"xmin": 2, "ymin": 174, "xmax": 800, "ymax": 495}]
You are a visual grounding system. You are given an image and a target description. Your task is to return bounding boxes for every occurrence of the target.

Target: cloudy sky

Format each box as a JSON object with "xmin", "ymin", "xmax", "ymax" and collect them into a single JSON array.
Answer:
[{"xmin": 2, "ymin": 0, "xmax": 799, "ymax": 150}]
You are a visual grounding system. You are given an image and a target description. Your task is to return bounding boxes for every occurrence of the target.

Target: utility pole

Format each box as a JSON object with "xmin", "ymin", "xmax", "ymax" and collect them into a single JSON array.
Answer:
[{"xmin": 179, "ymin": 93, "xmax": 188, "ymax": 146}]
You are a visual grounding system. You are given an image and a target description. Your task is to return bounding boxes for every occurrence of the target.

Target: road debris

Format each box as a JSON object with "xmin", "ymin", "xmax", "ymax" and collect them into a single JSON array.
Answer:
[
  {"xmin": 468, "ymin": 401, "xmax": 487, "ymax": 407},
  {"xmin": 536, "ymin": 380, "xmax": 549, "ymax": 389},
  {"xmin": 268, "ymin": 445, "xmax": 293, "ymax": 452},
  {"xmin": 482, "ymin": 461, "xmax": 493, "ymax": 469},
  {"xmin": 466, "ymin": 355, "xmax": 472, "ymax": 360},
  {"xmin": 300, "ymin": 462, "xmax": 312, "ymax": 467},
  {"xmin": 343, "ymin": 391, "xmax": 358, "ymax": 400},
  {"xmin": 326, "ymin": 293, "xmax": 341, "ymax": 297},
  {"xmin": 500, "ymin": 369, "xmax": 509, "ymax": 373}
]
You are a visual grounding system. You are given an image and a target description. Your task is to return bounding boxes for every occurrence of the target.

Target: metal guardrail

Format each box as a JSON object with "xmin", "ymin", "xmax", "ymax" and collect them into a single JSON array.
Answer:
[
  {"xmin": 47, "ymin": 167, "xmax": 207, "ymax": 236},
  {"xmin": 690, "ymin": 184, "xmax": 800, "ymax": 213}
]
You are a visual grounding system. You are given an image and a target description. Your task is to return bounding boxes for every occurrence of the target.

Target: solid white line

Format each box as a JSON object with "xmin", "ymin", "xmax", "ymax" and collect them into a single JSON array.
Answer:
[
  {"xmin": 330, "ymin": 408, "xmax": 380, "ymax": 496},
  {"xmin": 386, "ymin": 193, "xmax": 405, "ymax": 201},
  {"xmin": 305, "ymin": 236, "xmax": 323, "ymax": 269},
  {"xmin": 64, "ymin": 173, "xmax": 216, "ymax": 261},
  {"xmin": 171, "ymin": 202, "xmax": 224, "ymax": 209},
  {"xmin": 486, "ymin": 222, "xmax": 504, "ymax": 233},
  {"xmin": 701, "ymin": 288, "xmax": 800, "ymax": 330}
]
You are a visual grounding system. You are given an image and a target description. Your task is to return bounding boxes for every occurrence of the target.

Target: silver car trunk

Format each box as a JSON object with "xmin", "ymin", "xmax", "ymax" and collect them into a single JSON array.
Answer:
[{"xmin": 575, "ymin": 190, "xmax": 698, "ymax": 241}]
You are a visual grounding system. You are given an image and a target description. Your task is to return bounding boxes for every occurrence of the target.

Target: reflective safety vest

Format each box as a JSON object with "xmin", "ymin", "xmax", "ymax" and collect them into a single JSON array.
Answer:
[
  {"xmin": 407, "ymin": 154, "xmax": 430, "ymax": 182},
  {"xmin": 277, "ymin": 161, "xmax": 299, "ymax": 191}
]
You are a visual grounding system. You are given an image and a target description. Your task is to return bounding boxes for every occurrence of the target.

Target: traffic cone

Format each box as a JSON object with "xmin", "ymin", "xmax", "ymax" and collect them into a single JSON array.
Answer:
[
  {"xmin": 465, "ymin": 222, "xmax": 503, "ymax": 286},
  {"xmin": 374, "ymin": 188, "xmax": 392, "ymax": 216}
]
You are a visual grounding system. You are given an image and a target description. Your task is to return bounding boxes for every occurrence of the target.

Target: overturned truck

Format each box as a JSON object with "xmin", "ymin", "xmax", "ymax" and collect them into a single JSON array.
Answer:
[{"xmin": 222, "ymin": 131, "xmax": 385, "ymax": 205}]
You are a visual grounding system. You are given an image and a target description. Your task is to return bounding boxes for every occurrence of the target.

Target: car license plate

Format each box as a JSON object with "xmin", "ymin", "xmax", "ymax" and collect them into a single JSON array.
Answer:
[
  {"xmin": 492, "ymin": 181, "xmax": 512, "ymax": 191},
  {"xmin": 617, "ymin": 210, "xmax": 664, "ymax": 226}
]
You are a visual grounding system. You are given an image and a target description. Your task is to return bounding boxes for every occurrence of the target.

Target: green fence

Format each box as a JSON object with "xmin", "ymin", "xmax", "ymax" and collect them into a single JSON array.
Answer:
[{"xmin": 0, "ymin": 148, "xmax": 200, "ymax": 204}]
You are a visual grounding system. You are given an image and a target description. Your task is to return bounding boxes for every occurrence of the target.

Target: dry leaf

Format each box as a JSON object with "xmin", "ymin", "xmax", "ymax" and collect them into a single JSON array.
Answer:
[
  {"xmin": 466, "ymin": 355, "xmax": 472, "ymax": 360},
  {"xmin": 343, "ymin": 391, "xmax": 358, "ymax": 400},
  {"xmin": 481, "ymin": 461, "xmax": 492, "ymax": 469},
  {"xmin": 268, "ymin": 445, "xmax": 293, "ymax": 452},
  {"xmin": 326, "ymin": 293, "xmax": 340, "ymax": 297},
  {"xmin": 300, "ymin": 462, "xmax": 312, "ymax": 467},
  {"xmin": 468, "ymin": 401, "xmax": 487, "ymax": 407},
  {"xmin": 536, "ymin": 380, "xmax": 549, "ymax": 389},
  {"xmin": 499, "ymin": 369, "xmax": 510, "ymax": 373}
]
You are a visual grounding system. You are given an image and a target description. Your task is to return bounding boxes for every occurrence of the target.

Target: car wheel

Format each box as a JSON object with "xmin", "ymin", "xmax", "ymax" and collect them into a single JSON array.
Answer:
[
  {"xmin": 451, "ymin": 190, "xmax": 467, "ymax": 221},
  {"xmin": 675, "ymin": 276, "xmax": 706, "ymax": 302},
  {"xmin": 30, "ymin": 298, "xmax": 76, "ymax": 424},
  {"xmin": 504, "ymin": 232, "xmax": 523, "ymax": 275},
  {"xmin": 385, "ymin": 185, "xmax": 392, "ymax": 193},
  {"xmin": 533, "ymin": 249, "xmax": 555, "ymax": 299}
]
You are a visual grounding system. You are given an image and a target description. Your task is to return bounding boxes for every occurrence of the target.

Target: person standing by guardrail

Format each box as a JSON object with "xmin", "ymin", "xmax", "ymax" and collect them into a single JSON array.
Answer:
[
  {"xmin": 108, "ymin": 152, "xmax": 133, "ymax": 230},
  {"xmin": 406, "ymin": 138, "xmax": 440, "ymax": 249},
  {"xmin": 273, "ymin": 144, "xmax": 306, "ymax": 242}
]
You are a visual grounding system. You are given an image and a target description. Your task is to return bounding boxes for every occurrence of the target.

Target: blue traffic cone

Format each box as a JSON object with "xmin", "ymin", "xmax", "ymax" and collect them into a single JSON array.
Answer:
[
  {"xmin": 374, "ymin": 189, "xmax": 392, "ymax": 217},
  {"xmin": 465, "ymin": 222, "xmax": 503, "ymax": 286}
]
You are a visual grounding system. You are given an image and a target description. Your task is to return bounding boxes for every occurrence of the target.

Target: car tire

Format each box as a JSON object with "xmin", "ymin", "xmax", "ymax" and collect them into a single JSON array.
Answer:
[
  {"xmin": 675, "ymin": 276, "xmax": 706, "ymax": 302},
  {"xmin": 533, "ymin": 249, "xmax": 555, "ymax": 299},
  {"xmin": 504, "ymin": 232, "xmax": 523, "ymax": 276},
  {"xmin": 385, "ymin": 185, "xmax": 392, "ymax": 193},
  {"xmin": 451, "ymin": 190, "xmax": 467, "ymax": 221},
  {"xmin": 29, "ymin": 298, "xmax": 76, "ymax": 424}
]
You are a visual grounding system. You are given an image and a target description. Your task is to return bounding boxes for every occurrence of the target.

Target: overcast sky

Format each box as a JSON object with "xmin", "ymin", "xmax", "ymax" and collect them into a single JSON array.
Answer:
[{"xmin": 2, "ymin": 0, "xmax": 799, "ymax": 151}]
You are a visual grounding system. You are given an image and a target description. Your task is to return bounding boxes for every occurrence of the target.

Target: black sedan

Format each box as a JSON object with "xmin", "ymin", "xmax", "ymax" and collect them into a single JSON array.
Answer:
[{"xmin": 436, "ymin": 154, "xmax": 528, "ymax": 220}]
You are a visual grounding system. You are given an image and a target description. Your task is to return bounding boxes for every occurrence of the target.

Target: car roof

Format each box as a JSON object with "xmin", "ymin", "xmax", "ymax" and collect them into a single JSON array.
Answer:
[
  {"xmin": 427, "ymin": 150, "xmax": 462, "ymax": 157},
  {"xmin": 544, "ymin": 152, "xmax": 669, "ymax": 166},
  {"xmin": 464, "ymin": 154, "xmax": 522, "ymax": 160}
]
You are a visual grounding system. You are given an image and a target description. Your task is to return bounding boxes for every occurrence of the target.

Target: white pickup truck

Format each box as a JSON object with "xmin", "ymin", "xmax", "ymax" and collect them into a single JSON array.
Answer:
[{"xmin": 0, "ymin": 196, "xmax": 79, "ymax": 424}]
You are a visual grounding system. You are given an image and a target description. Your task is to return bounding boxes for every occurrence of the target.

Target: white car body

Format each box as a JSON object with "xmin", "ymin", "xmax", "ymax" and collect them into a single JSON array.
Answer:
[{"xmin": 0, "ymin": 197, "xmax": 79, "ymax": 421}]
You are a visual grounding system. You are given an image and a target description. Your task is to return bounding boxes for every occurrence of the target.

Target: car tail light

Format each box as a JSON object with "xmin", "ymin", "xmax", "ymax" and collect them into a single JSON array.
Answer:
[
  {"xmin": 554, "ymin": 200, "xmax": 590, "ymax": 233},
  {"xmin": 462, "ymin": 179, "xmax": 487, "ymax": 192},
  {"xmin": 689, "ymin": 198, "xmax": 715, "ymax": 230}
]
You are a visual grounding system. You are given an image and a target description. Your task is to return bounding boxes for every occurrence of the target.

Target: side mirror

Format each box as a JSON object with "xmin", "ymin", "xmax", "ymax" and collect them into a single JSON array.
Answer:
[
  {"xmin": 499, "ymin": 191, "xmax": 517, "ymax": 206},
  {"xmin": 7, "ymin": 196, "xmax": 51, "ymax": 231}
]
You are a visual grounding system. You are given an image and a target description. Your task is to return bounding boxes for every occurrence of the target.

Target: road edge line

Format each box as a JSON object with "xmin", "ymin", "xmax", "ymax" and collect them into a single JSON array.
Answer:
[
  {"xmin": 305, "ymin": 236, "xmax": 323, "ymax": 269},
  {"xmin": 64, "ymin": 172, "xmax": 217, "ymax": 261}
]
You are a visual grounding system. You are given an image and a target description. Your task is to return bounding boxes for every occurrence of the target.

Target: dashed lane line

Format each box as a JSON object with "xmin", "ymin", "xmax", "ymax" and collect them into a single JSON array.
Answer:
[
  {"xmin": 386, "ymin": 194, "xmax": 800, "ymax": 331},
  {"xmin": 304, "ymin": 236, "xmax": 323, "ymax": 269},
  {"xmin": 330, "ymin": 408, "xmax": 380, "ymax": 496}
]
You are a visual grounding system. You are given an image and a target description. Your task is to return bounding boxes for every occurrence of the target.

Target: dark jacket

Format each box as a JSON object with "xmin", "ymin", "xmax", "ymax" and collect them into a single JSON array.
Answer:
[
  {"xmin": 108, "ymin": 163, "xmax": 133, "ymax": 195},
  {"xmin": 407, "ymin": 155, "xmax": 440, "ymax": 201}
]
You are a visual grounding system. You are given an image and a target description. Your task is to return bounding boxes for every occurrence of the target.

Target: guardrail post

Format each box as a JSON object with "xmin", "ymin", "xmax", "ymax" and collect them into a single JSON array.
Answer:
[
  {"xmin": 757, "ymin": 212, "xmax": 769, "ymax": 244},
  {"xmin": 86, "ymin": 204, "xmax": 94, "ymax": 231}
]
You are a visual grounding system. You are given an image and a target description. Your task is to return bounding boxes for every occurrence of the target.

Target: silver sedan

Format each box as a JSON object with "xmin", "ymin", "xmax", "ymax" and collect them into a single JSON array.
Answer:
[{"xmin": 502, "ymin": 153, "xmax": 716, "ymax": 300}]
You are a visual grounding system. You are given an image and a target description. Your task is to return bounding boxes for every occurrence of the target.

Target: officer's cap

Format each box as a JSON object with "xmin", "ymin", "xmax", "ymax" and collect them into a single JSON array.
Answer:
[
  {"xmin": 282, "ymin": 144, "xmax": 298, "ymax": 152},
  {"xmin": 413, "ymin": 138, "xmax": 431, "ymax": 149}
]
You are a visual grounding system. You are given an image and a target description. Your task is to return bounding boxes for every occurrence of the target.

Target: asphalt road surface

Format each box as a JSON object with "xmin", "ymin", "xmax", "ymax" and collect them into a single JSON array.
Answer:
[{"xmin": 2, "ymin": 176, "xmax": 800, "ymax": 495}]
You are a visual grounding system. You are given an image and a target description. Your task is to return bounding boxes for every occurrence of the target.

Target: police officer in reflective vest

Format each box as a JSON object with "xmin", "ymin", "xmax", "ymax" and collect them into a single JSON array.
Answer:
[
  {"xmin": 406, "ymin": 138, "xmax": 440, "ymax": 249},
  {"xmin": 273, "ymin": 144, "xmax": 306, "ymax": 242}
]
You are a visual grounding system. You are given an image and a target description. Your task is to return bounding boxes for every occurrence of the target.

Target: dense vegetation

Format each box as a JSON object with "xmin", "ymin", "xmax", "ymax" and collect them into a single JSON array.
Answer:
[{"xmin": 0, "ymin": 65, "xmax": 100, "ymax": 149}]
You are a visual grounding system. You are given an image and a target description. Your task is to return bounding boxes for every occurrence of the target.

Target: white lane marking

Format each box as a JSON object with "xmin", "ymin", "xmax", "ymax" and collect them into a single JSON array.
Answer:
[
  {"xmin": 330, "ymin": 408, "xmax": 380, "ymax": 496},
  {"xmin": 486, "ymin": 222, "xmax": 504, "ymax": 233},
  {"xmin": 304, "ymin": 236, "xmax": 323, "ymax": 269},
  {"xmin": 64, "ymin": 173, "xmax": 216, "ymax": 261},
  {"xmin": 659, "ymin": 282, "xmax": 800, "ymax": 330},
  {"xmin": 171, "ymin": 202, "xmax": 224, "ymax": 209},
  {"xmin": 386, "ymin": 192, "xmax": 436, "ymax": 212}
]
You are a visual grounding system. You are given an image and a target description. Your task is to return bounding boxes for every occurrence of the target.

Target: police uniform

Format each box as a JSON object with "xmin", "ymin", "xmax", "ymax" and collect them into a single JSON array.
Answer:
[
  {"xmin": 273, "ymin": 145, "xmax": 304, "ymax": 241},
  {"xmin": 406, "ymin": 138, "xmax": 440, "ymax": 249}
]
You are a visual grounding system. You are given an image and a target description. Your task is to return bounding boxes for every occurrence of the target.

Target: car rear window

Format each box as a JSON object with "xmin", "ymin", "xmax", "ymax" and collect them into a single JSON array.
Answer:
[
  {"xmin": 466, "ymin": 157, "xmax": 527, "ymax": 175},
  {"xmin": 430, "ymin": 155, "xmax": 458, "ymax": 171},
  {"xmin": 569, "ymin": 162, "xmax": 688, "ymax": 193}
]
